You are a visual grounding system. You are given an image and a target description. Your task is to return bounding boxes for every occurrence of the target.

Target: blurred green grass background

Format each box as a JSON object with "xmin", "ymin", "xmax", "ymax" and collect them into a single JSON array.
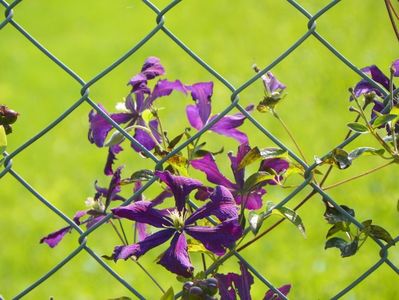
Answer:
[{"xmin": 0, "ymin": 0, "xmax": 398, "ymax": 299}]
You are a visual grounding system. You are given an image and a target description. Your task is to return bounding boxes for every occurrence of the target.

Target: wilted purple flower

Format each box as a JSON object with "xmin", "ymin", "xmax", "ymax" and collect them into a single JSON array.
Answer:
[
  {"xmin": 191, "ymin": 143, "xmax": 289, "ymax": 210},
  {"xmin": 111, "ymin": 171, "xmax": 242, "ymax": 277},
  {"xmin": 216, "ymin": 262, "xmax": 254, "ymax": 300},
  {"xmin": 216, "ymin": 261, "xmax": 291, "ymax": 300},
  {"xmin": 40, "ymin": 167, "xmax": 125, "ymax": 248},
  {"xmin": 88, "ymin": 57, "xmax": 187, "ymax": 175},
  {"xmin": 262, "ymin": 72, "xmax": 286, "ymax": 96},
  {"xmin": 186, "ymin": 82, "xmax": 253, "ymax": 143}
]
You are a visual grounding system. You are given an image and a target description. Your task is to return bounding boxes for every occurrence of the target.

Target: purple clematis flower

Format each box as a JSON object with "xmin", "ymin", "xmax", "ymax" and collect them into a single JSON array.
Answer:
[
  {"xmin": 191, "ymin": 143, "xmax": 289, "ymax": 210},
  {"xmin": 352, "ymin": 61, "xmax": 399, "ymax": 132},
  {"xmin": 88, "ymin": 57, "xmax": 187, "ymax": 175},
  {"xmin": 186, "ymin": 82, "xmax": 253, "ymax": 144},
  {"xmin": 216, "ymin": 261, "xmax": 291, "ymax": 300},
  {"xmin": 262, "ymin": 72, "xmax": 286, "ymax": 96},
  {"xmin": 40, "ymin": 167, "xmax": 125, "ymax": 248},
  {"xmin": 111, "ymin": 171, "xmax": 242, "ymax": 277}
]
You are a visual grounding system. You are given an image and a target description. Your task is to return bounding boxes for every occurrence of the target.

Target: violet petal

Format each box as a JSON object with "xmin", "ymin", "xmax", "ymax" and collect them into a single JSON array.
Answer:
[
  {"xmin": 215, "ymin": 273, "xmax": 240, "ymax": 300},
  {"xmin": 228, "ymin": 143, "xmax": 251, "ymax": 187},
  {"xmin": 236, "ymin": 189, "xmax": 266, "ymax": 210},
  {"xmin": 88, "ymin": 104, "xmax": 132, "ymax": 147},
  {"xmin": 158, "ymin": 232, "xmax": 194, "ymax": 277},
  {"xmin": 188, "ymin": 82, "xmax": 213, "ymax": 125},
  {"xmin": 40, "ymin": 226, "xmax": 72, "ymax": 248},
  {"xmin": 392, "ymin": 59, "xmax": 399, "ymax": 77},
  {"xmin": 186, "ymin": 104, "xmax": 204, "ymax": 130},
  {"xmin": 186, "ymin": 185, "xmax": 238, "ymax": 224},
  {"xmin": 104, "ymin": 144, "xmax": 123, "ymax": 176},
  {"xmin": 113, "ymin": 229, "xmax": 174, "ymax": 260},
  {"xmin": 185, "ymin": 218, "xmax": 243, "ymax": 256},
  {"xmin": 236, "ymin": 262, "xmax": 254, "ymax": 300},
  {"xmin": 191, "ymin": 153, "xmax": 235, "ymax": 189},
  {"xmin": 263, "ymin": 284, "xmax": 291, "ymax": 300},
  {"xmin": 263, "ymin": 72, "xmax": 286, "ymax": 93},
  {"xmin": 155, "ymin": 171, "xmax": 203, "ymax": 212},
  {"xmin": 112, "ymin": 201, "xmax": 172, "ymax": 228}
]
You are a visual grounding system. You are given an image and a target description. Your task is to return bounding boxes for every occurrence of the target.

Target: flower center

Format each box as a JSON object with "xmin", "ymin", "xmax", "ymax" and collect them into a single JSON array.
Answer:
[{"xmin": 168, "ymin": 209, "xmax": 185, "ymax": 232}]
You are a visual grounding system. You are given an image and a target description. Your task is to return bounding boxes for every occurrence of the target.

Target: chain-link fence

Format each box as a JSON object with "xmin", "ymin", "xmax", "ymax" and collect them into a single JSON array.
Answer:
[{"xmin": 1, "ymin": 0, "xmax": 398, "ymax": 299}]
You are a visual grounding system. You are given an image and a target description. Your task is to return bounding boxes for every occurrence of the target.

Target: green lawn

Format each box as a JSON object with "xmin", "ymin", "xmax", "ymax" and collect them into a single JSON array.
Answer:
[{"xmin": 0, "ymin": 0, "xmax": 398, "ymax": 299}]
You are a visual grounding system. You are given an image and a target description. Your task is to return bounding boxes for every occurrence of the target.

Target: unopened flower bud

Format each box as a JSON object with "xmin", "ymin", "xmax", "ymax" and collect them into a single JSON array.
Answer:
[{"xmin": 0, "ymin": 105, "xmax": 19, "ymax": 125}]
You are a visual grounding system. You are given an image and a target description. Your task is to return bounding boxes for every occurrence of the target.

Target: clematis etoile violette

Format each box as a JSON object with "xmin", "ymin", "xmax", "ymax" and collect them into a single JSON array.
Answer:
[
  {"xmin": 40, "ymin": 166, "xmax": 126, "ymax": 248},
  {"xmin": 351, "ymin": 60, "xmax": 399, "ymax": 130},
  {"xmin": 88, "ymin": 57, "xmax": 187, "ymax": 175},
  {"xmin": 186, "ymin": 82, "xmax": 253, "ymax": 143},
  {"xmin": 191, "ymin": 143, "xmax": 289, "ymax": 210},
  {"xmin": 111, "ymin": 170, "xmax": 243, "ymax": 277}
]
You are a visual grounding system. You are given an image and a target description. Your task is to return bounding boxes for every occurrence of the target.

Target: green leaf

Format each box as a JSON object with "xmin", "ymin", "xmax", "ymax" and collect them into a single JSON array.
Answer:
[
  {"xmin": 167, "ymin": 155, "xmax": 189, "ymax": 176},
  {"xmin": 347, "ymin": 122, "xmax": 369, "ymax": 133},
  {"xmin": 104, "ymin": 130, "xmax": 125, "ymax": 147},
  {"xmin": 325, "ymin": 237, "xmax": 358, "ymax": 257},
  {"xmin": 332, "ymin": 148, "xmax": 351, "ymax": 169},
  {"xmin": 0, "ymin": 125, "xmax": 7, "ymax": 154},
  {"xmin": 160, "ymin": 287, "xmax": 174, "ymax": 300},
  {"xmin": 242, "ymin": 171, "xmax": 274, "ymax": 192},
  {"xmin": 108, "ymin": 297, "xmax": 132, "ymax": 300},
  {"xmin": 238, "ymin": 147, "xmax": 261, "ymax": 169},
  {"xmin": 248, "ymin": 211, "xmax": 265, "ymax": 235},
  {"xmin": 326, "ymin": 222, "xmax": 345, "ymax": 238},
  {"xmin": 238, "ymin": 147, "xmax": 287, "ymax": 170},
  {"xmin": 316, "ymin": 148, "xmax": 352, "ymax": 169},
  {"xmin": 130, "ymin": 169, "xmax": 154, "ymax": 182},
  {"xmin": 324, "ymin": 204, "xmax": 355, "ymax": 224},
  {"xmin": 348, "ymin": 147, "xmax": 385, "ymax": 160},
  {"xmin": 363, "ymin": 223, "xmax": 395, "ymax": 244},
  {"xmin": 373, "ymin": 114, "xmax": 397, "ymax": 128},
  {"xmin": 272, "ymin": 206, "xmax": 306, "ymax": 237}
]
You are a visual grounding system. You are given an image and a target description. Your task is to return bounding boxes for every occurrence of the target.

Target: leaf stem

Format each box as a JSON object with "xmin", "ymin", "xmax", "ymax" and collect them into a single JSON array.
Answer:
[
  {"xmin": 323, "ymin": 160, "xmax": 394, "ymax": 191},
  {"xmin": 272, "ymin": 110, "xmax": 308, "ymax": 164},
  {"xmin": 109, "ymin": 220, "xmax": 165, "ymax": 293}
]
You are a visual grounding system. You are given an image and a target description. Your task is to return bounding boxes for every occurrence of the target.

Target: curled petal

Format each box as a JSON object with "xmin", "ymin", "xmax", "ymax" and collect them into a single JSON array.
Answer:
[
  {"xmin": 155, "ymin": 171, "xmax": 203, "ymax": 212},
  {"xmin": 104, "ymin": 144, "xmax": 123, "ymax": 176},
  {"xmin": 185, "ymin": 218, "xmax": 243, "ymax": 256},
  {"xmin": 112, "ymin": 201, "xmax": 172, "ymax": 228},
  {"xmin": 191, "ymin": 153, "xmax": 235, "ymax": 189},
  {"xmin": 186, "ymin": 185, "xmax": 238, "ymax": 224},
  {"xmin": 228, "ymin": 142, "xmax": 251, "ymax": 187},
  {"xmin": 362, "ymin": 65, "xmax": 390, "ymax": 90},
  {"xmin": 73, "ymin": 210, "xmax": 88, "ymax": 225},
  {"xmin": 147, "ymin": 79, "xmax": 187, "ymax": 106},
  {"xmin": 40, "ymin": 226, "xmax": 72, "ymax": 248},
  {"xmin": 186, "ymin": 104, "xmax": 204, "ymax": 130},
  {"xmin": 187, "ymin": 82, "xmax": 213, "ymax": 125},
  {"xmin": 264, "ymin": 284, "xmax": 291, "ymax": 300},
  {"xmin": 158, "ymin": 232, "xmax": 193, "ymax": 277},
  {"xmin": 113, "ymin": 229, "xmax": 174, "ymax": 260},
  {"xmin": 140, "ymin": 56, "xmax": 165, "ymax": 80},
  {"xmin": 88, "ymin": 104, "xmax": 132, "ymax": 147},
  {"xmin": 262, "ymin": 72, "xmax": 286, "ymax": 93},
  {"xmin": 209, "ymin": 105, "xmax": 253, "ymax": 143}
]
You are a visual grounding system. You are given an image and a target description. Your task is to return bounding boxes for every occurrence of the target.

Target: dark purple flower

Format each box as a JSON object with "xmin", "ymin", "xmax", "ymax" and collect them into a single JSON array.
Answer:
[
  {"xmin": 191, "ymin": 143, "xmax": 288, "ymax": 210},
  {"xmin": 88, "ymin": 57, "xmax": 187, "ymax": 174},
  {"xmin": 40, "ymin": 167, "xmax": 125, "ymax": 248},
  {"xmin": 111, "ymin": 173, "xmax": 242, "ymax": 277},
  {"xmin": 264, "ymin": 284, "xmax": 291, "ymax": 300},
  {"xmin": 352, "ymin": 65, "xmax": 392, "ymax": 99},
  {"xmin": 186, "ymin": 82, "xmax": 253, "ymax": 143},
  {"xmin": 216, "ymin": 262, "xmax": 254, "ymax": 300}
]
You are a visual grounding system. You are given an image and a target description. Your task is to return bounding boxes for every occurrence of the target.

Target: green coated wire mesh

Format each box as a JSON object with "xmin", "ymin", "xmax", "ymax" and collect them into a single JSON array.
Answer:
[{"xmin": 0, "ymin": 0, "xmax": 398, "ymax": 299}]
